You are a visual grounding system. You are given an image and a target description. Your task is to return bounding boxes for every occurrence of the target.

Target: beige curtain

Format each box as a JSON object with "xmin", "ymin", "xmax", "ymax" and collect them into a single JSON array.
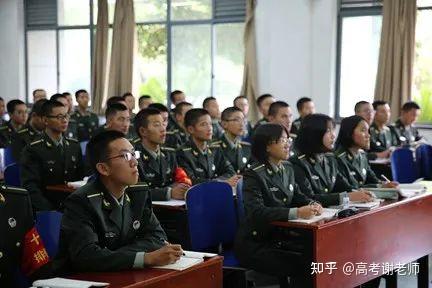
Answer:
[
  {"xmin": 240, "ymin": 0, "xmax": 259, "ymax": 124},
  {"xmin": 374, "ymin": 0, "xmax": 417, "ymax": 121},
  {"xmin": 91, "ymin": 0, "xmax": 109, "ymax": 114},
  {"xmin": 108, "ymin": 0, "xmax": 135, "ymax": 100}
]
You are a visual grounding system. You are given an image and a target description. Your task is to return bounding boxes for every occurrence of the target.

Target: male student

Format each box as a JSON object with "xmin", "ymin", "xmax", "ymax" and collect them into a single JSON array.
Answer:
[
  {"xmin": 94, "ymin": 103, "xmax": 132, "ymax": 140},
  {"xmin": 62, "ymin": 92, "xmax": 74, "ymax": 114},
  {"xmin": 70, "ymin": 89, "xmax": 99, "ymax": 141},
  {"xmin": 176, "ymin": 108, "xmax": 240, "ymax": 186},
  {"xmin": 291, "ymin": 97, "xmax": 315, "ymax": 135},
  {"xmin": 203, "ymin": 97, "xmax": 224, "ymax": 140},
  {"xmin": 106, "ymin": 96, "xmax": 137, "ymax": 139},
  {"xmin": 51, "ymin": 93, "xmax": 77, "ymax": 139},
  {"xmin": 167, "ymin": 90, "xmax": 186, "ymax": 130},
  {"xmin": 219, "ymin": 107, "xmax": 251, "ymax": 174},
  {"xmin": 369, "ymin": 100, "xmax": 398, "ymax": 158},
  {"xmin": 11, "ymin": 99, "xmax": 47, "ymax": 162},
  {"xmin": 254, "ymin": 93, "xmax": 276, "ymax": 129},
  {"xmin": 0, "ymin": 97, "xmax": 6, "ymax": 125},
  {"xmin": 354, "ymin": 101, "xmax": 374, "ymax": 126},
  {"xmin": 123, "ymin": 92, "xmax": 136, "ymax": 120},
  {"xmin": 0, "ymin": 99, "xmax": 28, "ymax": 147},
  {"xmin": 54, "ymin": 130, "xmax": 182, "ymax": 273},
  {"xmin": 138, "ymin": 95, "xmax": 153, "ymax": 110},
  {"xmin": 148, "ymin": 103, "xmax": 170, "ymax": 128},
  {"xmin": 21, "ymin": 100, "xmax": 85, "ymax": 211},
  {"xmin": 392, "ymin": 101, "xmax": 425, "ymax": 146},
  {"xmin": 268, "ymin": 101, "xmax": 294, "ymax": 132},
  {"xmin": 233, "ymin": 95, "xmax": 253, "ymax": 139},
  {"xmin": 134, "ymin": 108, "xmax": 189, "ymax": 200},
  {"xmin": 33, "ymin": 89, "xmax": 47, "ymax": 103},
  {"xmin": 165, "ymin": 101, "xmax": 193, "ymax": 148}
]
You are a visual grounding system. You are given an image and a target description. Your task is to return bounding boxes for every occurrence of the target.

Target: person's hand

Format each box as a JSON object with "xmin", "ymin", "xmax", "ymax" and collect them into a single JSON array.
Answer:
[
  {"xmin": 225, "ymin": 174, "xmax": 242, "ymax": 187},
  {"xmin": 348, "ymin": 190, "xmax": 374, "ymax": 202},
  {"xmin": 376, "ymin": 150, "xmax": 390, "ymax": 159},
  {"xmin": 297, "ymin": 205, "xmax": 318, "ymax": 219},
  {"xmin": 382, "ymin": 181, "xmax": 399, "ymax": 188},
  {"xmin": 144, "ymin": 244, "xmax": 183, "ymax": 266},
  {"xmin": 171, "ymin": 183, "xmax": 190, "ymax": 200},
  {"xmin": 311, "ymin": 203, "xmax": 323, "ymax": 215}
]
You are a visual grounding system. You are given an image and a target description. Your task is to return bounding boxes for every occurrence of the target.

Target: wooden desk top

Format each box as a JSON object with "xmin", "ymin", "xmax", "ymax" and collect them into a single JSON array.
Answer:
[
  {"xmin": 70, "ymin": 256, "xmax": 223, "ymax": 288},
  {"xmin": 46, "ymin": 184, "xmax": 76, "ymax": 193}
]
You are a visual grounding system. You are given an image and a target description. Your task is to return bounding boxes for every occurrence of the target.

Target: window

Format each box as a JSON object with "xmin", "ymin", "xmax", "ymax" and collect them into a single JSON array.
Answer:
[
  {"xmin": 25, "ymin": 0, "xmax": 245, "ymax": 108},
  {"xmin": 338, "ymin": 15, "xmax": 382, "ymax": 117},
  {"xmin": 413, "ymin": 6, "xmax": 432, "ymax": 123}
]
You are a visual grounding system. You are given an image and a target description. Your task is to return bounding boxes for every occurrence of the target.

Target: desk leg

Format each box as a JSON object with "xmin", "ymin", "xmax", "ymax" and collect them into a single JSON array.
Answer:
[{"xmin": 418, "ymin": 255, "xmax": 429, "ymax": 288}]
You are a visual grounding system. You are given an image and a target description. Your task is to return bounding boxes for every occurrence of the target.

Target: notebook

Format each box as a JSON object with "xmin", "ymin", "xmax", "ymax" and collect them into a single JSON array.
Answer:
[
  {"xmin": 153, "ymin": 251, "xmax": 217, "ymax": 271},
  {"xmin": 368, "ymin": 183, "xmax": 427, "ymax": 199},
  {"xmin": 32, "ymin": 278, "xmax": 108, "ymax": 288},
  {"xmin": 349, "ymin": 199, "xmax": 382, "ymax": 210},
  {"xmin": 289, "ymin": 208, "xmax": 339, "ymax": 224},
  {"xmin": 152, "ymin": 199, "xmax": 186, "ymax": 207}
]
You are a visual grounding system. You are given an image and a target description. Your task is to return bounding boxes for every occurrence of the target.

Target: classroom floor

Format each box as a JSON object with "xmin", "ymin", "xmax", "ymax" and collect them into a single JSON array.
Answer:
[{"xmin": 253, "ymin": 255, "xmax": 432, "ymax": 288}]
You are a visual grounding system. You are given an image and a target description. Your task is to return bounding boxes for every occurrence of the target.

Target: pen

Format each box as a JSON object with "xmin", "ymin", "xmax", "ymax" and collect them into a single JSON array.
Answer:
[{"xmin": 381, "ymin": 174, "xmax": 391, "ymax": 183}]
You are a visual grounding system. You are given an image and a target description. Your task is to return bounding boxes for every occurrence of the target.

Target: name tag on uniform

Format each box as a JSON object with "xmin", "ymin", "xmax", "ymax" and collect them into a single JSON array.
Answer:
[
  {"xmin": 212, "ymin": 164, "xmax": 216, "ymax": 171},
  {"xmin": 376, "ymin": 141, "xmax": 381, "ymax": 146},
  {"xmin": 71, "ymin": 156, "xmax": 76, "ymax": 162},
  {"xmin": 47, "ymin": 160, "xmax": 55, "ymax": 165},
  {"xmin": 332, "ymin": 176, "xmax": 336, "ymax": 183},
  {"xmin": 362, "ymin": 168, "xmax": 367, "ymax": 175},
  {"xmin": 289, "ymin": 184, "xmax": 294, "ymax": 191},
  {"xmin": 242, "ymin": 157, "xmax": 247, "ymax": 164},
  {"xmin": 399, "ymin": 136, "xmax": 406, "ymax": 142},
  {"xmin": 269, "ymin": 187, "xmax": 279, "ymax": 192},
  {"xmin": 350, "ymin": 171, "xmax": 356, "ymax": 176},
  {"xmin": 145, "ymin": 173, "xmax": 155, "ymax": 178},
  {"xmin": 105, "ymin": 232, "xmax": 116, "ymax": 238},
  {"xmin": 311, "ymin": 175, "xmax": 319, "ymax": 180}
]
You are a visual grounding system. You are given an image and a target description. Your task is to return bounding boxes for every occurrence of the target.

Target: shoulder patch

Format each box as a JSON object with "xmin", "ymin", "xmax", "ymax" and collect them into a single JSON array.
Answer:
[
  {"xmin": 30, "ymin": 139, "xmax": 43, "ymax": 146},
  {"xmin": 337, "ymin": 151, "xmax": 346, "ymax": 158},
  {"xmin": 211, "ymin": 140, "xmax": 222, "ymax": 145},
  {"xmin": 240, "ymin": 141, "xmax": 251, "ymax": 146},
  {"xmin": 2, "ymin": 185, "xmax": 27, "ymax": 193},
  {"xmin": 132, "ymin": 138, "xmax": 140, "ymax": 144},
  {"xmin": 289, "ymin": 133, "xmax": 297, "ymax": 139},
  {"xmin": 298, "ymin": 154, "xmax": 306, "ymax": 160},
  {"xmin": 87, "ymin": 193, "xmax": 102, "ymax": 199},
  {"xmin": 209, "ymin": 143, "xmax": 220, "ymax": 148},
  {"xmin": 252, "ymin": 164, "xmax": 265, "ymax": 171},
  {"xmin": 161, "ymin": 146, "xmax": 176, "ymax": 152},
  {"xmin": 182, "ymin": 147, "xmax": 192, "ymax": 152},
  {"xmin": 18, "ymin": 128, "xmax": 29, "ymax": 134},
  {"xmin": 66, "ymin": 137, "xmax": 78, "ymax": 143},
  {"xmin": 0, "ymin": 126, "xmax": 9, "ymax": 131}
]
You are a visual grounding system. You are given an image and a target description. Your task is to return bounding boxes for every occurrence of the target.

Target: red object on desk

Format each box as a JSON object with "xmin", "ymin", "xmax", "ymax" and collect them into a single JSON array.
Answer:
[
  {"xmin": 174, "ymin": 167, "xmax": 192, "ymax": 186},
  {"xmin": 273, "ymin": 193, "xmax": 432, "ymax": 288},
  {"xmin": 70, "ymin": 256, "xmax": 223, "ymax": 288}
]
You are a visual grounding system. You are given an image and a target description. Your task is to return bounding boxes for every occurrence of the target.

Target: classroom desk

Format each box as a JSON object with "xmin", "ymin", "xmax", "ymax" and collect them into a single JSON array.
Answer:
[
  {"xmin": 46, "ymin": 184, "xmax": 75, "ymax": 193},
  {"xmin": 70, "ymin": 256, "xmax": 223, "ymax": 288},
  {"xmin": 272, "ymin": 192, "xmax": 432, "ymax": 288}
]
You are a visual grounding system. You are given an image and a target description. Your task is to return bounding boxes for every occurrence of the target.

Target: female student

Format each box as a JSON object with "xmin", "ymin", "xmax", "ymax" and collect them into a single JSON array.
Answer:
[
  {"xmin": 234, "ymin": 123, "xmax": 322, "ymax": 287},
  {"xmin": 335, "ymin": 115, "xmax": 398, "ymax": 189},
  {"xmin": 290, "ymin": 114, "xmax": 374, "ymax": 207}
]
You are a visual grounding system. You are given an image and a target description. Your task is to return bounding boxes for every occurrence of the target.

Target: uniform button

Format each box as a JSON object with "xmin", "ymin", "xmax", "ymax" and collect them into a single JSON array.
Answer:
[
  {"xmin": 0, "ymin": 251, "xmax": 3, "ymax": 258},
  {"xmin": 359, "ymin": 181, "xmax": 363, "ymax": 185},
  {"xmin": 252, "ymin": 231, "xmax": 257, "ymax": 236},
  {"xmin": 324, "ymin": 188, "xmax": 328, "ymax": 192},
  {"xmin": 65, "ymin": 171, "xmax": 68, "ymax": 174},
  {"xmin": 283, "ymin": 198, "xmax": 287, "ymax": 202},
  {"xmin": 16, "ymin": 242, "xmax": 20, "ymax": 247}
]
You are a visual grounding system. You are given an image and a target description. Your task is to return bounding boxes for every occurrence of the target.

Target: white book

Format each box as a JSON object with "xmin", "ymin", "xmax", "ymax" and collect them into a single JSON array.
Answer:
[
  {"xmin": 152, "ymin": 199, "xmax": 186, "ymax": 207},
  {"xmin": 32, "ymin": 277, "xmax": 108, "ymax": 288},
  {"xmin": 289, "ymin": 208, "xmax": 339, "ymax": 224},
  {"xmin": 153, "ymin": 250, "xmax": 217, "ymax": 271},
  {"xmin": 349, "ymin": 199, "xmax": 381, "ymax": 210}
]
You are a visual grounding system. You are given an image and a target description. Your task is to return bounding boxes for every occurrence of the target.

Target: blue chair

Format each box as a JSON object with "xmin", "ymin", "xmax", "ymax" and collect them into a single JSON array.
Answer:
[
  {"xmin": 186, "ymin": 181, "xmax": 239, "ymax": 267},
  {"xmin": 4, "ymin": 146, "xmax": 15, "ymax": 167},
  {"xmin": 4, "ymin": 163, "xmax": 21, "ymax": 187},
  {"xmin": 235, "ymin": 178, "xmax": 245, "ymax": 221},
  {"xmin": 35, "ymin": 211, "xmax": 63, "ymax": 258},
  {"xmin": 80, "ymin": 141, "xmax": 88, "ymax": 157},
  {"xmin": 391, "ymin": 148, "xmax": 419, "ymax": 183},
  {"xmin": 415, "ymin": 144, "xmax": 432, "ymax": 180}
]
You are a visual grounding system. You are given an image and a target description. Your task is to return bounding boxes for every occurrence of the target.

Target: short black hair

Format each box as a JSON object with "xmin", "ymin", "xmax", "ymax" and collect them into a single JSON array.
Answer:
[
  {"xmin": 41, "ymin": 99, "xmax": 65, "ymax": 117},
  {"xmin": 122, "ymin": 92, "xmax": 134, "ymax": 99},
  {"xmin": 402, "ymin": 101, "xmax": 420, "ymax": 112},
  {"xmin": 221, "ymin": 106, "xmax": 243, "ymax": 121},
  {"xmin": 295, "ymin": 113, "xmax": 335, "ymax": 155},
  {"xmin": 170, "ymin": 90, "xmax": 184, "ymax": 103},
  {"xmin": 75, "ymin": 89, "xmax": 88, "ymax": 99},
  {"xmin": 202, "ymin": 96, "xmax": 217, "ymax": 109},
  {"xmin": 86, "ymin": 130, "xmax": 126, "ymax": 173},
  {"xmin": 50, "ymin": 93, "xmax": 67, "ymax": 102},
  {"xmin": 148, "ymin": 103, "xmax": 169, "ymax": 113},
  {"xmin": 336, "ymin": 115, "xmax": 365, "ymax": 149},
  {"xmin": 233, "ymin": 95, "xmax": 247, "ymax": 106},
  {"xmin": 354, "ymin": 101, "xmax": 370, "ymax": 113},
  {"xmin": 105, "ymin": 103, "xmax": 128, "ymax": 119},
  {"xmin": 0, "ymin": 97, "xmax": 4, "ymax": 102},
  {"xmin": 372, "ymin": 100, "xmax": 388, "ymax": 110},
  {"xmin": 62, "ymin": 92, "xmax": 71, "ymax": 97},
  {"xmin": 138, "ymin": 95, "xmax": 151, "ymax": 105},
  {"xmin": 6, "ymin": 99, "xmax": 26, "ymax": 114},
  {"xmin": 268, "ymin": 101, "xmax": 289, "ymax": 117},
  {"xmin": 134, "ymin": 108, "xmax": 162, "ymax": 136},
  {"xmin": 184, "ymin": 108, "xmax": 209, "ymax": 128},
  {"xmin": 256, "ymin": 94, "xmax": 274, "ymax": 107},
  {"xmin": 252, "ymin": 123, "xmax": 288, "ymax": 164},
  {"xmin": 32, "ymin": 89, "xmax": 45, "ymax": 96},
  {"xmin": 106, "ymin": 96, "xmax": 125, "ymax": 107},
  {"xmin": 296, "ymin": 97, "xmax": 312, "ymax": 111},
  {"xmin": 30, "ymin": 99, "xmax": 48, "ymax": 117},
  {"xmin": 174, "ymin": 101, "xmax": 193, "ymax": 116}
]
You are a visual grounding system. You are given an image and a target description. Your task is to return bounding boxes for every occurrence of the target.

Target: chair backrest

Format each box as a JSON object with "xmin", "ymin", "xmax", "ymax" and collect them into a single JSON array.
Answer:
[
  {"xmin": 4, "ymin": 146, "xmax": 15, "ymax": 167},
  {"xmin": 186, "ymin": 181, "xmax": 237, "ymax": 251},
  {"xmin": 4, "ymin": 162, "xmax": 21, "ymax": 187},
  {"xmin": 80, "ymin": 141, "xmax": 89, "ymax": 157},
  {"xmin": 35, "ymin": 211, "xmax": 63, "ymax": 258},
  {"xmin": 415, "ymin": 144, "xmax": 432, "ymax": 180},
  {"xmin": 235, "ymin": 178, "xmax": 245, "ymax": 221},
  {"xmin": 391, "ymin": 148, "xmax": 418, "ymax": 183}
]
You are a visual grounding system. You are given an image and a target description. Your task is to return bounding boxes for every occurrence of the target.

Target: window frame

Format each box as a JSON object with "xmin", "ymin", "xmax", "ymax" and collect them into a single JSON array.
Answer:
[{"xmin": 24, "ymin": 0, "xmax": 245, "ymax": 105}]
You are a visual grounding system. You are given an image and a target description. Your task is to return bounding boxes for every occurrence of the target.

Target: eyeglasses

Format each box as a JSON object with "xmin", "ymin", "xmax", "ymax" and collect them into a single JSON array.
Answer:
[
  {"xmin": 106, "ymin": 150, "xmax": 141, "ymax": 162},
  {"xmin": 46, "ymin": 114, "xmax": 70, "ymax": 121},
  {"xmin": 278, "ymin": 137, "xmax": 293, "ymax": 145}
]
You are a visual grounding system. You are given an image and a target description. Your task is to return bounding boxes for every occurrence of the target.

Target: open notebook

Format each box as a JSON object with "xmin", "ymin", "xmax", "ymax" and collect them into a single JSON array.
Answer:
[
  {"xmin": 154, "ymin": 251, "xmax": 217, "ymax": 271},
  {"xmin": 32, "ymin": 278, "xmax": 108, "ymax": 288},
  {"xmin": 289, "ymin": 208, "xmax": 339, "ymax": 224}
]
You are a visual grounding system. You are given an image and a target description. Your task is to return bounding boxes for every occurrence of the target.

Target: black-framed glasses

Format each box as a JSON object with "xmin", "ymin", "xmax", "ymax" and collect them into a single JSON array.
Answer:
[
  {"xmin": 106, "ymin": 150, "xmax": 141, "ymax": 162},
  {"xmin": 46, "ymin": 114, "xmax": 70, "ymax": 121}
]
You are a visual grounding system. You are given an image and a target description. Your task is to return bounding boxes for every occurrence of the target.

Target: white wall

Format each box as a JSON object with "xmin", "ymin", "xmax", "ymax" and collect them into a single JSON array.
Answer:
[
  {"xmin": 255, "ymin": 0, "xmax": 337, "ymax": 117},
  {"xmin": 0, "ymin": 0, "xmax": 25, "ymax": 102}
]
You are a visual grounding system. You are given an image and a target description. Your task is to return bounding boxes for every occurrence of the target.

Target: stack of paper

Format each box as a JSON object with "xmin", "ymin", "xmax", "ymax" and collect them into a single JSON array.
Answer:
[
  {"xmin": 67, "ymin": 177, "xmax": 89, "ymax": 189},
  {"xmin": 349, "ymin": 199, "xmax": 382, "ymax": 210},
  {"xmin": 154, "ymin": 251, "xmax": 217, "ymax": 271},
  {"xmin": 398, "ymin": 183, "xmax": 426, "ymax": 198},
  {"xmin": 152, "ymin": 199, "xmax": 186, "ymax": 207},
  {"xmin": 32, "ymin": 278, "xmax": 108, "ymax": 288},
  {"xmin": 289, "ymin": 208, "xmax": 339, "ymax": 224}
]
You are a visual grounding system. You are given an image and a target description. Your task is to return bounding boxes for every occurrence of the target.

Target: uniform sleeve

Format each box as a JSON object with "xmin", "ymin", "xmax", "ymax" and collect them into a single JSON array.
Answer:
[
  {"xmin": 176, "ymin": 150, "xmax": 201, "ymax": 184},
  {"xmin": 243, "ymin": 170, "xmax": 291, "ymax": 224},
  {"xmin": 20, "ymin": 145, "xmax": 54, "ymax": 211},
  {"xmin": 291, "ymin": 182, "xmax": 312, "ymax": 207}
]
